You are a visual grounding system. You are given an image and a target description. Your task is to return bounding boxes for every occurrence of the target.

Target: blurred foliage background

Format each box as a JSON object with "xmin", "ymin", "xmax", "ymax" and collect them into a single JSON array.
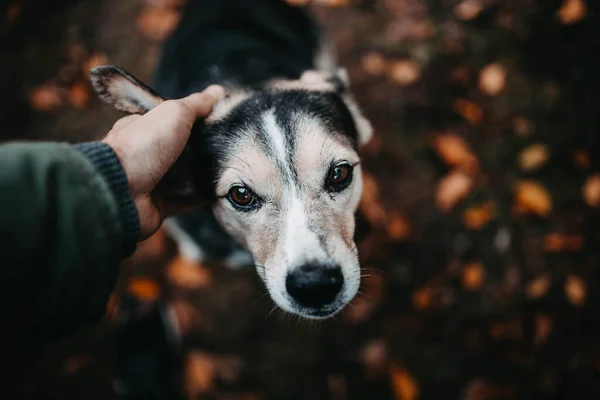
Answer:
[{"xmin": 2, "ymin": 0, "xmax": 600, "ymax": 399}]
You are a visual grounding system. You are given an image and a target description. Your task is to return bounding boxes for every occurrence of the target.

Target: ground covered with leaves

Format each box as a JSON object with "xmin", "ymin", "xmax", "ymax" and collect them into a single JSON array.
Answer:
[{"xmin": 3, "ymin": 0, "xmax": 600, "ymax": 399}]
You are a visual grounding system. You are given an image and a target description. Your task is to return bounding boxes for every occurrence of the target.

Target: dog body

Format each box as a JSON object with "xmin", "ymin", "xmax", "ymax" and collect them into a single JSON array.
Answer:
[{"xmin": 92, "ymin": 0, "xmax": 372, "ymax": 319}]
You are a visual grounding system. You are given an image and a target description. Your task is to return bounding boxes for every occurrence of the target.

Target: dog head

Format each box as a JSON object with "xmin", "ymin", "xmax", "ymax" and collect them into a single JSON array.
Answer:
[{"xmin": 91, "ymin": 66, "xmax": 373, "ymax": 319}]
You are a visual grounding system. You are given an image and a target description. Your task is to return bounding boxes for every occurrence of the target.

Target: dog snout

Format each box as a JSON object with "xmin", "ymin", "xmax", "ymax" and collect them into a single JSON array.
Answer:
[{"xmin": 285, "ymin": 265, "xmax": 344, "ymax": 308}]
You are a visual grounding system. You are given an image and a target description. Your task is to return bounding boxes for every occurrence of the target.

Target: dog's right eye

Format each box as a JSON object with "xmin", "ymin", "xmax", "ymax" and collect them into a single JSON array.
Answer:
[{"xmin": 227, "ymin": 186, "xmax": 258, "ymax": 211}]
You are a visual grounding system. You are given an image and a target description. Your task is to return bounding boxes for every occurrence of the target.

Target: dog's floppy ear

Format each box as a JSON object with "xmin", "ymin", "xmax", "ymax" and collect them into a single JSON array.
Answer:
[
  {"xmin": 90, "ymin": 65, "xmax": 166, "ymax": 114},
  {"xmin": 305, "ymin": 68, "xmax": 373, "ymax": 147}
]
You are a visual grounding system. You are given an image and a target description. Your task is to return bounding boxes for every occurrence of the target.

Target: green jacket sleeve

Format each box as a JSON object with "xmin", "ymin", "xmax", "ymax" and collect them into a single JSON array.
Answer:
[{"xmin": 0, "ymin": 142, "xmax": 137, "ymax": 357}]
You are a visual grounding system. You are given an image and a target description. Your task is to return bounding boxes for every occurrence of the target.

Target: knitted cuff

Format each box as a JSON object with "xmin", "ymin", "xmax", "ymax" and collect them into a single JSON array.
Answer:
[{"xmin": 73, "ymin": 142, "xmax": 140, "ymax": 257}]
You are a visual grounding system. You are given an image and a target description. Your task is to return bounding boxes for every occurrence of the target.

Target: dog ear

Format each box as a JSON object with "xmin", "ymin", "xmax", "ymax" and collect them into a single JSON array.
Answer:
[
  {"xmin": 330, "ymin": 68, "xmax": 374, "ymax": 147},
  {"xmin": 90, "ymin": 65, "xmax": 166, "ymax": 114}
]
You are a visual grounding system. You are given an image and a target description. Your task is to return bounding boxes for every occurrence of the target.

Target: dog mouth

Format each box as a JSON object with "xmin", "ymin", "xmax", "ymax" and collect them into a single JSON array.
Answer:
[{"xmin": 295, "ymin": 303, "xmax": 345, "ymax": 319}]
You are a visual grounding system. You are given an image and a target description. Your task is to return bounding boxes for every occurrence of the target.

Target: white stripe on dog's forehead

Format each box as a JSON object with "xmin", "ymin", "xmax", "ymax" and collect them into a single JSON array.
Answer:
[{"xmin": 262, "ymin": 109, "xmax": 290, "ymax": 178}]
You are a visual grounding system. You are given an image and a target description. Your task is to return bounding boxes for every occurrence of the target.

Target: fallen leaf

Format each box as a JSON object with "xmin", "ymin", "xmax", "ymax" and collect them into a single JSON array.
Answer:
[
  {"xmin": 544, "ymin": 233, "xmax": 584, "ymax": 252},
  {"xmin": 167, "ymin": 255, "xmax": 213, "ymax": 289},
  {"xmin": 565, "ymin": 274, "xmax": 586, "ymax": 307},
  {"xmin": 513, "ymin": 180, "xmax": 552, "ymax": 217},
  {"xmin": 432, "ymin": 132, "xmax": 479, "ymax": 172},
  {"xmin": 583, "ymin": 174, "xmax": 600, "ymax": 207},
  {"xmin": 454, "ymin": 0, "xmax": 483, "ymax": 20},
  {"xmin": 361, "ymin": 52, "xmax": 388, "ymax": 76},
  {"xmin": 573, "ymin": 150, "xmax": 590, "ymax": 169},
  {"xmin": 435, "ymin": 170, "xmax": 473, "ymax": 211},
  {"xmin": 513, "ymin": 117, "xmax": 534, "ymax": 137},
  {"xmin": 479, "ymin": 63, "xmax": 506, "ymax": 96},
  {"xmin": 462, "ymin": 262, "xmax": 485, "ymax": 291},
  {"xmin": 137, "ymin": 6, "xmax": 180, "ymax": 41},
  {"xmin": 386, "ymin": 212, "xmax": 411, "ymax": 241},
  {"xmin": 526, "ymin": 275, "xmax": 551, "ymax": 299},
  {"xmin": 83, "ymin": 52, "xmax": 109, "ymax": 74},
  {"xmin": 390, "ymin": 364, "xmax": 419, "ymax": 400},
  {"xmin": 359, "ymin": 172, "xmax": 387, "ymax": 227},
  {"xmin": 29, "ymin": 83, "xmax": 64, "ymax": 111},
  {"xmin": 534, "ymin": 314, "xmax": 552, "ymax": 348},
  {"xmin": 519, "ymin": 144, "xmax": 550, "ymax": 171},
  {"xmin": 69, "ymin": 81, "xmax": 89, "ymax": 109},
  {"xmin": 556, "ymin": 0, "xmax": 586, "ymax": 25},
  {"xmin": 463, "ymin": 202, "xmax": 495, "ymax": 229},
  {"xmin": 166, "ymin": 299, "xmax": 199, "ymax": 337},
  {"xmin": 453, "ymin": 98, "xmax": 483, "ymax": 125},
  {"xmin": 127, "ymin": 277, "xmax": 160, "ymax": 302},
  {"xmin": 360, "ymin": 339, "xmax": 388, "ymax": 378},
  {"xmin": 389, "ymin": 60, "xmax": 421, "ymax": 86},
  {"xmin": 412, "ymin": 285, "xmax": 433, "ymax": 310},
  {"xmin": 185, "ymin": 352, "xmax": 216, "ymax": 397}
]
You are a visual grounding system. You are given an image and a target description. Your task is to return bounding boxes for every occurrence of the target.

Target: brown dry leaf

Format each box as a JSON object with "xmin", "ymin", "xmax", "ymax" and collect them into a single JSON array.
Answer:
[
  {"xmin": 389, "ymin": 60, "xmax": 421, "ymax": 86},
  {"xmin": 573, "ymin": 150, "xmax": 591, "ymax": 169},
  {"xmin": 167, "ymin": 255, "xmax": 213, "ymax": 289},
  {"xmin": 29, "ymin": 83, "xmax": 64, "ymax": 111},
  {"xmin": 544, "ymin": 233, "xmax": 583, "ymax": 252},
  {"xmin": 185, "ymin": 352, "xmax": 216, "ymax": 397},
  {"xmin": 583, "ymin": 174, "xmax": 600, "ymax": 207},
  {"xmin": 432, "ymin": 132, "xmax": 479, "ymax": 172},
  {"xmin": 361, "ymin": 52, "xmax": 388, "ymax": 76},
  {"xmin": 137, "ymin": 6, "xmax": 180, "ymax": 41},
  {"xmin": 390, "ymin": 364, "xmax": 419, "ymax": 400},
  {"xmin": 479, "ymin": 63, "xmax": 506, "ymax": 96},
  {"xmin": 519, "ymin": 144, "xmax": 550, "ymax": 171},
  {"xmin": 463, "ymin": 202, "xmax": 495, "ymax": 229},
  {"xmin": 534, "ymin": 314, "xmax": 553, "ymax": 348},
  {"xmin": 556, "ymin": 0, "xmax": 586, "ymax": 25},
  {"xmin": 435, "ymin": 170, "xmax": 473, "ymax": 212},
  {"xmin": 513, "ymin": 180, "xmax": 552, "ymax": 217},
  {"xmin": 69, "ymin": 81, "xmax": 89, "ymax": 109},
  {"xmin": 386, "ymin": 212, "xmax": 411, "ymax": 241},
  {"xmin": 462, "ymin": 262, "xmax": 485, "ymax": 291},
  {"xmin": 360, "ymin": 339, "xmax": 388, "ymax": 379},
  {"xmin": 565, "ymin": 274, "xmax": 586, "ymax": 307},
  {"xmin": 454, "ymin": 0, "xmax": 483, "ymax": 20},
  {"xmin": 453, "ymin": 98, "xmax": 483, "ymax": 125},
  {"xmin": 127, "ymin": 277, "xmax": 160, "ymax": 302},
  {"xmin": 412, "ymin": 285, "xmax": 433, "ymax": 310},
  {"xmin": 526, "ymin": 275, "xmax": 551, "ymax": 299},
  {"xmin": 83, "ymin": 52, "xmax": 109, "ymax": 74},
  {"xmin": 513, "ymin": 117, "xmax": 534, "ymax": 137},
  {"xmin": 359, "ymin": 172, "xmax": 387, "ymax": 228}
]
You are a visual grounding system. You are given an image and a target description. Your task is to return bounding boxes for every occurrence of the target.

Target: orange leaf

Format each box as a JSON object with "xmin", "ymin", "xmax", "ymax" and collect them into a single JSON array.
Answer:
[
  {"xmin": 137, "ymin": 6, "xmax": 180, "ymax": 41},
  {"xmin": 556, "ymin": 0, "xmax": 586, "ymax": 25},
  {"xmin": 526, "ymin": 275, "xmax": 551, "ymax": 299},
  {"xmin": 518, "ymin": 144, "xmax": 550, "ymax": 171},
  {"xmin": 565, "ymin": 274, "xmax": 586, "ymax": 307},
  {"xmin": 462, "ymin": 262, "xmax": 485, "ymax": 291},
  {"xmin": 479, "ymin": 63, "xmax": 506, "ymax": 96},
  {"xmin": 127, "ymin": 277, "xmax": 160, "ymax": 302},
  {"xmin": 463, "ymin": 202, "xmax": 495, "ymax": 229},
  {"xmin": 412, "ymin": 285, "xmax": 433, "ymax": 310},
  {"xmin": 453, "ymin": 98, "xmax": 483, "ymax": 125},
  {"xmin": 167, "ymin": 255, "xmax": 212, "ymax": 289},
  {"xmin": 69, "ymin": 81, "xmax": 89, "ymax": 109},
  {"xmin": 185, "ymin": 352, "xmax": 216, "ymax": 397},
  {"xmin": 389, "ymin": 60, "xmax": 421, "ymax": 86},
  {"xmin": 454, "ymin": 0, "xmax": 483, "ymax": 20},
  {"xmin": 513, "ymin": 180, "xmax": 552, "ymax": 217},
  {"xmin": 386, "ymin": 212, "xmax": 411, "ymax": 241},
  {"xmin": 390, "ymin": 364, "xmax": 419, "ymax": 400},
  {"xmin": 583, "ymin": 174, "xmax": 600, "ymax": 207},
  {"xmin": 29, "ymin": 83, "xmax": 64, "ymax": 111},
  {"xmin": 432, "ymin": 132, "xmax": 479, "ymax": 172},
  {"xmin": 83, "ymin": 52, "xmax": 109, "ymax": 74},
  {"xmin": 361, "ymin": 52, "xmax": 388, "ymax": 76},
  {"xmin": 359, "ymin": 172, "xmax": 387, "ymax": 227},
  {"xmin": 436, "ymin": 170, "xmax": 473, "ymax": 212}
]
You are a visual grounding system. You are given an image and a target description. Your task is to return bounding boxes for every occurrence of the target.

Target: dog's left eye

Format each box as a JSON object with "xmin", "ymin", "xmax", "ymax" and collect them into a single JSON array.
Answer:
[
  {"xmin": 227, "ymin": 186, "xmax": 258, "ymax": 211},
  {"xmin": 325, "ymin": 163, "xmax": 353, "ymax": 193}
]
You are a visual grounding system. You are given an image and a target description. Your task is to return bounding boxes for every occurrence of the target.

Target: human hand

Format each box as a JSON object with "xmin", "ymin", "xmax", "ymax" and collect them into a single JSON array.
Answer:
[{"xmin": 102, "ymin": 85, "xmax": 226, "ymax": 240}]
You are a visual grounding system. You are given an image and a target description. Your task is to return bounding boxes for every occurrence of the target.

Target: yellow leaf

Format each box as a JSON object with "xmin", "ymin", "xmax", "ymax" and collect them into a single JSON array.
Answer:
[
  {"xmin": 432, "ymin": 132, "xmax": 479, "ymax": 172},
  {"xmin": 583, "ymin": 174, "xmax": 600, "ymax": 207},
  {"xmin": 526, "ymin": 275, "xmax": 551, "ymax": 299},
  {"xmin": 361, "ymin": 52, "xmax": 388, "ymax": 76},
  {"xmin": 565, "ymin": 275, "xmax": 586, "ymax": 307},
  {"xmin": 436, "ymin": 170, "xmax": 473, "ymax": 212},
  {"xmin": 518, "ymin": 144, "xmax": 550, "ymax": 171},
  {"xmin": 479, "ymin": 63, "xmax": 506, "ymax": 96},
  {"xmin": 514, "ymin": 180, "xmax": 552, "ymax": 217},
  {"xmin": 389, "ymin": 60, "xmax": 421, "ymax": 86},
  {"xmin": 462, "ymin": 262, "xmax": 485, "ymax": 291},
  {"xmin": 185, "ymin": 352, "xmax": 216, "ymax": 397},
  {"xmin": 557, "ymin": 0, "xmax": 586, "ymax": 25},
  {"xmin": 463, "ymin": 202, "xmax": 495, "ymax": 229}
]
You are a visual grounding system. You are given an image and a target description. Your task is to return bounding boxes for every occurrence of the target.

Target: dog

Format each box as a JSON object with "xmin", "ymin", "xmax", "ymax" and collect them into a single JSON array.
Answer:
[{"xmin": 92, "ymin": 0, "xmax": 373, "ymax": 322}]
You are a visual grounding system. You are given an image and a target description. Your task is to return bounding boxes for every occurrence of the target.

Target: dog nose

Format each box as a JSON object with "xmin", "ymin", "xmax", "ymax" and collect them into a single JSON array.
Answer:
[{"xmin": 286, "ymin": 265, "xmax": 344, "ymax": 308}]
